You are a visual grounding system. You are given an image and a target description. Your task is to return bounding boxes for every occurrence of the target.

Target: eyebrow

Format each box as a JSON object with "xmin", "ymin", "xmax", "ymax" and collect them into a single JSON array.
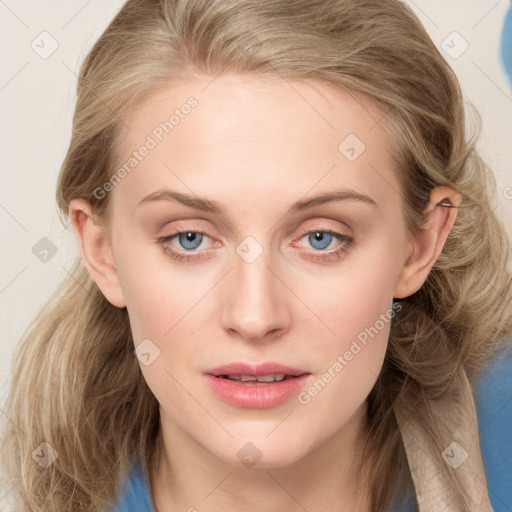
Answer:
[{"xmin": 137, "ymin": 188, "xmax": 378, "ymax": 214}]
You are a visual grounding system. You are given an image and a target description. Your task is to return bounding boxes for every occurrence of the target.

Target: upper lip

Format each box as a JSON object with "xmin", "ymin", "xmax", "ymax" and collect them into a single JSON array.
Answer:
[{"xmin": 205, "ymin": 362, "xmax": 310, "ymax": 377}]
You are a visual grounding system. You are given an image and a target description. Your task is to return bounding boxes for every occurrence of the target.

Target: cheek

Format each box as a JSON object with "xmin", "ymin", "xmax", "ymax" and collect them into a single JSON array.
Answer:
[
  {"xmin": 299, "ymin": 239, "xmax": 400, "ymax": 343},
  {"xmin": 117, "ymin": 248, "xmax": 209, "ymax": 388},
  {"xmin": 122, "ymin": 266, "xmax": 202, "ymax": 417},
  {"xmin": 113, "ymin": 232, "xmax": 189, "ymax": 341},
  {"xmin": 122, "ymin": 272, "xmax": 174, "ymax": 343},
  {"xmin": 292, "ymin": 242, "xmax": 400, "ymax": 403}
]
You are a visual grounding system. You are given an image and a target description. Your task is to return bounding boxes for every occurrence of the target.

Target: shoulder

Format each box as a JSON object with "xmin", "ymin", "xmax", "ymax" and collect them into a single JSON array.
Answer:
[
  {"xmin": 393, "ymin": 344, "xmax": 512, "ymax": 512},
  {"xmin": 473, "ymin": 343, "xmax": 512, "ymax": 512},
  {"xmin": 109, "ymin": 459, "xmax": 156, "ymax": 512}
]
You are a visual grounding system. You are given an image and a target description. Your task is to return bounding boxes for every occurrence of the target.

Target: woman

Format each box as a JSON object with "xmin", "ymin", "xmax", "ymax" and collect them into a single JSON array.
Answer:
[{"xmin": 1, "ymin": 0, "xmax": 511, "ymax": 511}]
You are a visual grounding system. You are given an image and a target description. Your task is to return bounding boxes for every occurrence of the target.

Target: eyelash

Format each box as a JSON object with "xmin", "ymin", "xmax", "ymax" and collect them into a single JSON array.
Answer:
[{"xmin": 157, "ymin": 226, "xmax": 355, "ymax": 264}]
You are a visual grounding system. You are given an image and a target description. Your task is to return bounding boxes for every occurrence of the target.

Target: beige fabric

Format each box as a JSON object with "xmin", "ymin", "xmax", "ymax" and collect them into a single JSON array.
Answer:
[{"xmin": 394, "ymin": 366, "xmax": 494, "ymax": 511}]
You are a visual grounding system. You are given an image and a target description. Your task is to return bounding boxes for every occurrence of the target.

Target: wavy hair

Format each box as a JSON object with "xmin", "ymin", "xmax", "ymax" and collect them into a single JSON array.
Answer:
[{"xmin": 1, "ymin": 0, "xmax": 512, "ymax": 511}]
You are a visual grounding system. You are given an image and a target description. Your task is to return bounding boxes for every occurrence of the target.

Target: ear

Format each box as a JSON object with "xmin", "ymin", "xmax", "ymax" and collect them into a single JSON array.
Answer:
[
  {"xmin": 68, "ymin": 198, "xmax": 127, "ymax": 308},
  {"xmin": 394, "ymin": 186, "xmax": 461, "ymax": 299}
]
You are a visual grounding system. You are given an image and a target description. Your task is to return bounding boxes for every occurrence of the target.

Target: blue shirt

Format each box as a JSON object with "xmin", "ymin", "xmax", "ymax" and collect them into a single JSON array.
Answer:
[{"xmin": 109, "ymin": 346, "xmax": 512, "ymax": 512}]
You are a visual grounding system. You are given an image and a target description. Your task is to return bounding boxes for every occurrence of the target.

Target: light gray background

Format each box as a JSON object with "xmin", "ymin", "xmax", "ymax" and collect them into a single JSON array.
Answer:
[{"xmin": 1, "ymin": 0, "xmax": 512, "ymax": 422}]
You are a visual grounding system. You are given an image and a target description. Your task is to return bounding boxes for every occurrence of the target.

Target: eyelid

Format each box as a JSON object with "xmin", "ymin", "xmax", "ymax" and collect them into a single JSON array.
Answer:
[
  {"xmin": 294, "ymin": 220, "xmax": 353, "ymax": 238},
  {"xmin": 159, "ymin": 222, "xmax": 217, "ymax": 240},
  {"xmin": 158, "ymin": 219, "xmax": 351, "ymax": 245}
]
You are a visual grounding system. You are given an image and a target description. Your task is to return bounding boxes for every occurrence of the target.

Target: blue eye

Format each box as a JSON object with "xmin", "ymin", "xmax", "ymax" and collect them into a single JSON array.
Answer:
[
  {"xmin": 296, "ymin": 229, "xmax": 355, "ymax": 262},
  {"xmin": 157, "ymin": 229, "xmax": 214, "ymax": 263},
  {"xmin": 158, "ymin": 228, "xmax": 355, "ymax": 264},
  {"xmin": 176, "ymin": 231, "xmax": 204, "ymax": 250},
  {"xmin": 306, "ymin": 231, "xmax": 334, "ymax": 250}
]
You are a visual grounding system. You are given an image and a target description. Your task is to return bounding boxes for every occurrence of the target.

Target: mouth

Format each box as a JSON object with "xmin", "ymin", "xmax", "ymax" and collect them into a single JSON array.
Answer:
[
  {"xmin": 205, "ymin": 361, "xmax": 309, "ymax": 380},
  {"xmin": 215, "ymin": 373, "xmax": 301, "ymax": 384},
  {"xmin": 203, "ymin": 361, "xmax": 312, "ymax": 408}
]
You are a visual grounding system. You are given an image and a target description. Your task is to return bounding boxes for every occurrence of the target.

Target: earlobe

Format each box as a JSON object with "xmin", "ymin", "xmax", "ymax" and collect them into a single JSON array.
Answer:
[
  {"xmin": 393, "ymin": 186, "xmax": 461, "ymax": 299},
  {"xmin": 68, "ymin": 198, "xmax": 127, "ymax": 308}
]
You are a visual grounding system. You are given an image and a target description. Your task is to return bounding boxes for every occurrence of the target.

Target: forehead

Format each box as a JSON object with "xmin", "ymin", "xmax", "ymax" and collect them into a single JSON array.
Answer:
[{"xmin": 110, "ymin": 73, "xmax": 400, "ymax": 216}]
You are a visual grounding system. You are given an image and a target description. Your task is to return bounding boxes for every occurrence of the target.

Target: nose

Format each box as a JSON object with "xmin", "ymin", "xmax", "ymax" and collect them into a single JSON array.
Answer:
[{"xmin": 220, "ymin": 241, "xmax": 292, "ymax": 343}]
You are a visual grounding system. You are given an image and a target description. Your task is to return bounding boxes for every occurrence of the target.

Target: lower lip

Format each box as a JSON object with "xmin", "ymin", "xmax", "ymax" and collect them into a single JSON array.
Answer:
[{"xmin": 204, "ymin": 374, "xmax": 312, "ymax": 408}]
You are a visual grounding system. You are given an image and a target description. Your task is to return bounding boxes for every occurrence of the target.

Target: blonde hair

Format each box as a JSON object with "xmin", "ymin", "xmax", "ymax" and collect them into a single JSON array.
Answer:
[{"xmin": 2, "ymin": 0, "xmax": 512, "ymax": 510}]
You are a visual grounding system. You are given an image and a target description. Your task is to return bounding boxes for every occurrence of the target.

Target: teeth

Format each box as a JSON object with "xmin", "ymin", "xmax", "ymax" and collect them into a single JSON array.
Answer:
[
  {"xmin": 224, "ymin": 373, "xmax": 288, "ymax": 382},
  {"xmin": 257, "ymin": 373, "xmax": 286, "ymax": 382}
]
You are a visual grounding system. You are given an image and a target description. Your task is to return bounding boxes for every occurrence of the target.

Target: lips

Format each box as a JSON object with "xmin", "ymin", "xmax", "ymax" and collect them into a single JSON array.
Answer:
[
  {"xmin": 205, "ymin": 361, "xmax": 309, "ymax": 378},
  {"xmin": 204, "ymin": 361, "xmax": 313, "ymax": 408}
]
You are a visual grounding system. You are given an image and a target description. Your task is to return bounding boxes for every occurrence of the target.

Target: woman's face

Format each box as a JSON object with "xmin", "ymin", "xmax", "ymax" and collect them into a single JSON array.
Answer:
[{"xmin": 103, "ymin": 73, "xmax": 413, "ymax": 467}]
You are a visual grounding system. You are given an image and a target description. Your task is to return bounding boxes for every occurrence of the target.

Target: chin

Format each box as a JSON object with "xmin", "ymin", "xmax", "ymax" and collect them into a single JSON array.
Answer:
[{"xmin": 209, "ymin": 435, "xmax": 312, "ymax": 469}]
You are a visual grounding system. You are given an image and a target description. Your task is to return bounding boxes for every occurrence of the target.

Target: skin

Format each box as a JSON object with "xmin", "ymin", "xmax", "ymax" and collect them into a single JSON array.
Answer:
[{"xmin": 69, "ymin": 73, "xmax": 460, "ymax": 512}]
